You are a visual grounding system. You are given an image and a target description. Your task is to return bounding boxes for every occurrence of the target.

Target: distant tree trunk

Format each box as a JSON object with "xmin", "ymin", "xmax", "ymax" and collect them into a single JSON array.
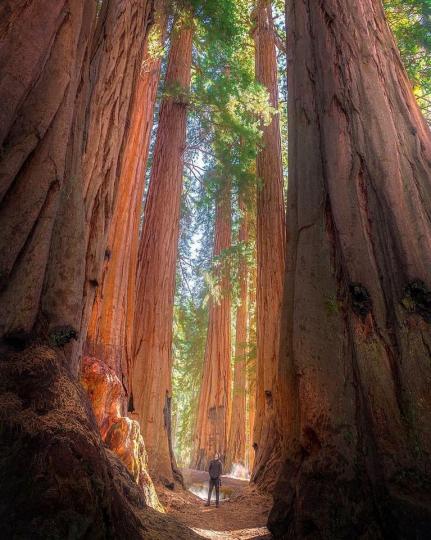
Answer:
[
  {"xmin": 132, "ymin": 9, "xmax": 194, "ymax": 487},
  {"xmin": 248, "ymin": 377, "xmax": 256, "ymax": 471},
  {"xmin": 247, "ymin": 264, "xmax": 257, "ymax": 472},
  {"xmin": 226, "ymin": 204, "xmax": 248, "ymax": 471},
  {"xmin": 86, "ymin": 2, "xmax": 168, "ymax": 408},
  {"xmin": 0, "ymin": 0, "xmax": 96, "ymax": 353},
  {"xmin": 193, "ymin": 183, "xmax": 232, "ymax": 470},
  {"xmin": 269, "ymin": 1, "xmax": 431, "ymax": 538},
  {"xmin": 252, "ymin": 0, "xmax": 286, "ymax": 489}
]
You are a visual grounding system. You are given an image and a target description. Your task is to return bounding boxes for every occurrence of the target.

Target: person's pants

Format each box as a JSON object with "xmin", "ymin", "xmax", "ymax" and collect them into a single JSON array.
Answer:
[{"xmin": 208, "ymin": 478, "xmax": 220, "ymax": 505}]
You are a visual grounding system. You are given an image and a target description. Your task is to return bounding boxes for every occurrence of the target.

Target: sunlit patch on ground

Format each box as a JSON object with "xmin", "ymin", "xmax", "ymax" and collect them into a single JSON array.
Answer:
[{"xmin": 192, "ymin": 526, "xmax": 271, "ymax": 539}]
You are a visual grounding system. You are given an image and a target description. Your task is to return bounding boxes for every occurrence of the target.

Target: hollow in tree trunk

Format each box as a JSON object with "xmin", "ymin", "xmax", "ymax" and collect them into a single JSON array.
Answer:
[{"xmin": 269, "ymin": 1, "xmax": 431, "ymax": 537}]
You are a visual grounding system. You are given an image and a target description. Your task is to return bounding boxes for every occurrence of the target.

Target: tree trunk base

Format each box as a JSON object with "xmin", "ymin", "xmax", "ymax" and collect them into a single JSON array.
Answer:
[
  {"xmin": 0, "ymin": 346, "xmax": 198, "ymax": 539},
  {"xmin": 268, "ymin": 446, "xmax": 431, "ymax": 539}
]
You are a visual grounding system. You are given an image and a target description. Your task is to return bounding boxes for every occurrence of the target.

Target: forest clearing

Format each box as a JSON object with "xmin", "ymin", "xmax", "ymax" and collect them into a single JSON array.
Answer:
[{"xmin": 0, "ymin": 0, "xmax": 430, "ymax": 539}]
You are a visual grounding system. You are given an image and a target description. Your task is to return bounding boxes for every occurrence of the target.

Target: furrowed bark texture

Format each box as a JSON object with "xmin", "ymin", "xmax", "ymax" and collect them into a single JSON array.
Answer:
[
  {"xmin": 0, "ymin": 0, "xmax": 95, "ymax": 351},
  {"xmin": 252, "ymin": 0, "xmax": 286, "ymax": 489},
  {"xmin": 0, "ymin": 0, "xmax": 154, "ymax": 375},
  {"xmin": 86, "ymin": 2, "xmax": 168, "ymax": 407},
  {"xmin": 269, "ymin": 1, "xmax": 431, "ymax": 538},
  {"xmin": 193, "ymin": 184, "xmax": 232, "ymax": 470},
  {"xmin": 69, "ymin": 0, "xmax": 154, "ymax": 374},
  {"xmin": 226, "ymin": 206, "xmax": 248, "ymax": 470},
  {"xmin": 0, "ymin": 2, "xmax": 194, "ymax": 536},
  {"xmin": 132, "ymin": 12, "xmax": 193, "ymax": 487}
]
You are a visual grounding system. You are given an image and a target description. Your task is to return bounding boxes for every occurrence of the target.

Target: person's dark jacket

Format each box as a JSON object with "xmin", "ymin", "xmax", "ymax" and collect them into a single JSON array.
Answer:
[{"xmin": 208, "ymin": 458, "xmax": 222, "ymax": 480}]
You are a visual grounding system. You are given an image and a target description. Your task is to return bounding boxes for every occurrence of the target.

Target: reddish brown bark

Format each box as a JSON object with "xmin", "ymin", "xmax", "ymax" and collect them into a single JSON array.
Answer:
[
  {"xmin": 0, "ymin": 0, "xmax": 95, "ymax": 352},
  {"xmin": 86, "ymin": 2, "xmax": 168, "ymax": 406},
  {"xmin": 81, "ymin": 356, "xmax": 162, "ymax": 510},
  {"xmin": 71, "ymin": 0, "xmax": 154, "ymax": 374},
  {"xmin": 0, "ymin": 0, "xmax": 154, "ymax": 376},
  {"xmin": 132, "ymin": 10, "xmax": 194, "ymax": 486},
  {"xmin": 0, "ymin": 1, "xmax": 186, "ymax": 536},
  {"xmin": 252, "ymin": 0, "xmax": 286, "ymax": 489},
  {"xmin": 193, "ymin": 183, "xmax": 232, "ymax": 470},
  {"xmin": 247, "ymin": 264, "xmax": 257, "ymax": 472},
  {"xmin": 226, "ymin": 206, "xmax": 248, "ymax": 471},
  {"xmin": 269, "ymin": 1, "xmax": 431, "ymax": 537}
]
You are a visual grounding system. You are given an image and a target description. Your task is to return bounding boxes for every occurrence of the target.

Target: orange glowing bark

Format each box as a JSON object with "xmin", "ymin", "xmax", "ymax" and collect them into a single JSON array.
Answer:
[
  {"xmin": 36, "ymin": 0, "xmax": 153, "ymax": 374},
  {"xmin": 71, "ymin": 0, "xmax": 154, "ymax": 373},
  {"xmin": 132, "ymin": 10, "xmax": 194, "ymax": 487},
  {"xmin": 193, "ymin": 183, "xmax": 232, "ymax": 470},
  {"xmin": 86, "ymin": 3, "xmax": 168, "ymax": 407}
]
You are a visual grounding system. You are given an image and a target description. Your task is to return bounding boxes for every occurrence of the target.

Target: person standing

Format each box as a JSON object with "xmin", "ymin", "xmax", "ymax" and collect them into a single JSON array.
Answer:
[{"xmin": 205, "ymin": 453, "xmax": 223, "ymax": 507}]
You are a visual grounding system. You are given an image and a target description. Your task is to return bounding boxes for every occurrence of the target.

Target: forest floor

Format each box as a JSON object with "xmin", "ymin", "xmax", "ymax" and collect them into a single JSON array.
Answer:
[{"xmin": 157, "ymin": 469, "xmax": 273, "ymax": 539}]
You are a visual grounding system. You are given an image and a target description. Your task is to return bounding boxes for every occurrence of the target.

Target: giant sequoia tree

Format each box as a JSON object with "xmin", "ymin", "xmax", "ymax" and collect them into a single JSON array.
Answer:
[
  {"xmin": 132, "ymin": 7, "xmax": 194, "ymax": 487},
  {"xmin": 0, "ymin": 0, "xmax": 154, "ymax": 374},
  {"xmin": 226, "ymin": 203, "xmax": 249, "ymax": 470},
  {"xmin": 0, "ymin": 1, "xmax": 182, "ymax": 536},
  {"xmin": 193, "ymin": 182, "xmax": 232, "ymax": 469},
  {"xmin": 75, "ymin": 0, "xmax": 155, "ymax": 374},
  {"xmin": 86, "ymin": 1, "xmax": 168, "ymax": 407},
  {"xmin": 0, "ymin": 1, "xmax": 95, "ymax": 356},
  {"xmin": 252, "ymin": 0, "xmax": 286, "ymax": 489},
  {"xmin": 269, "ymin": 0, "xmax": 431, "ymax": 537}
]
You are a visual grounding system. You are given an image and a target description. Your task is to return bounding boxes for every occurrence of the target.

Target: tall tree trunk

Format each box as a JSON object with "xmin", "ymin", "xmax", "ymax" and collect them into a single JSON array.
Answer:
[
  {"xmin": 193, "ymin": 183, "xmax": 232, "ymax": 470},
  {"xmin": 0, "ymin": 0, "xmax": 95, "ymax": 353},
  {"xmin": 269, "ymin": 1, "xmax": 431, "ymax": 537},
  {"xmin": 252, "ymin": 0, "xmax": 286, "ymax": 489},
  {"xmin": 0, "ymin": 1, "xmax": 181, "ymax": 536},
  {"xmin": 248, "ymin": 377, "xmax": 256, "ymax": 471},
  {"xmin": 0, "ymin": 0, "xmax": 154, "ymax": 372},
  {"xmin": 86, "ymin": 2, "xmax": 168, "ymax": 407},
  {"xmin": 226, "ymin": 204, "xmax": 248, "ymax": 471},
  {"xmin": 132, "ymin": 9, "xmax": 194, "ymax": 487},
  {"xmin": 70, "ymin": 0, "xmax": 154, "ymax": 374},
  {"xmin": 247, "ymin": 264, "xmax": 257, "ymax": 472}
]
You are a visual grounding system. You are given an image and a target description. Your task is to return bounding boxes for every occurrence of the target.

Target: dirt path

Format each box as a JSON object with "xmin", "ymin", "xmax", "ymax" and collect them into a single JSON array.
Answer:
[{"xmin": 157, "ymin": 469, "xmax": 273, "ymax": 539}]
